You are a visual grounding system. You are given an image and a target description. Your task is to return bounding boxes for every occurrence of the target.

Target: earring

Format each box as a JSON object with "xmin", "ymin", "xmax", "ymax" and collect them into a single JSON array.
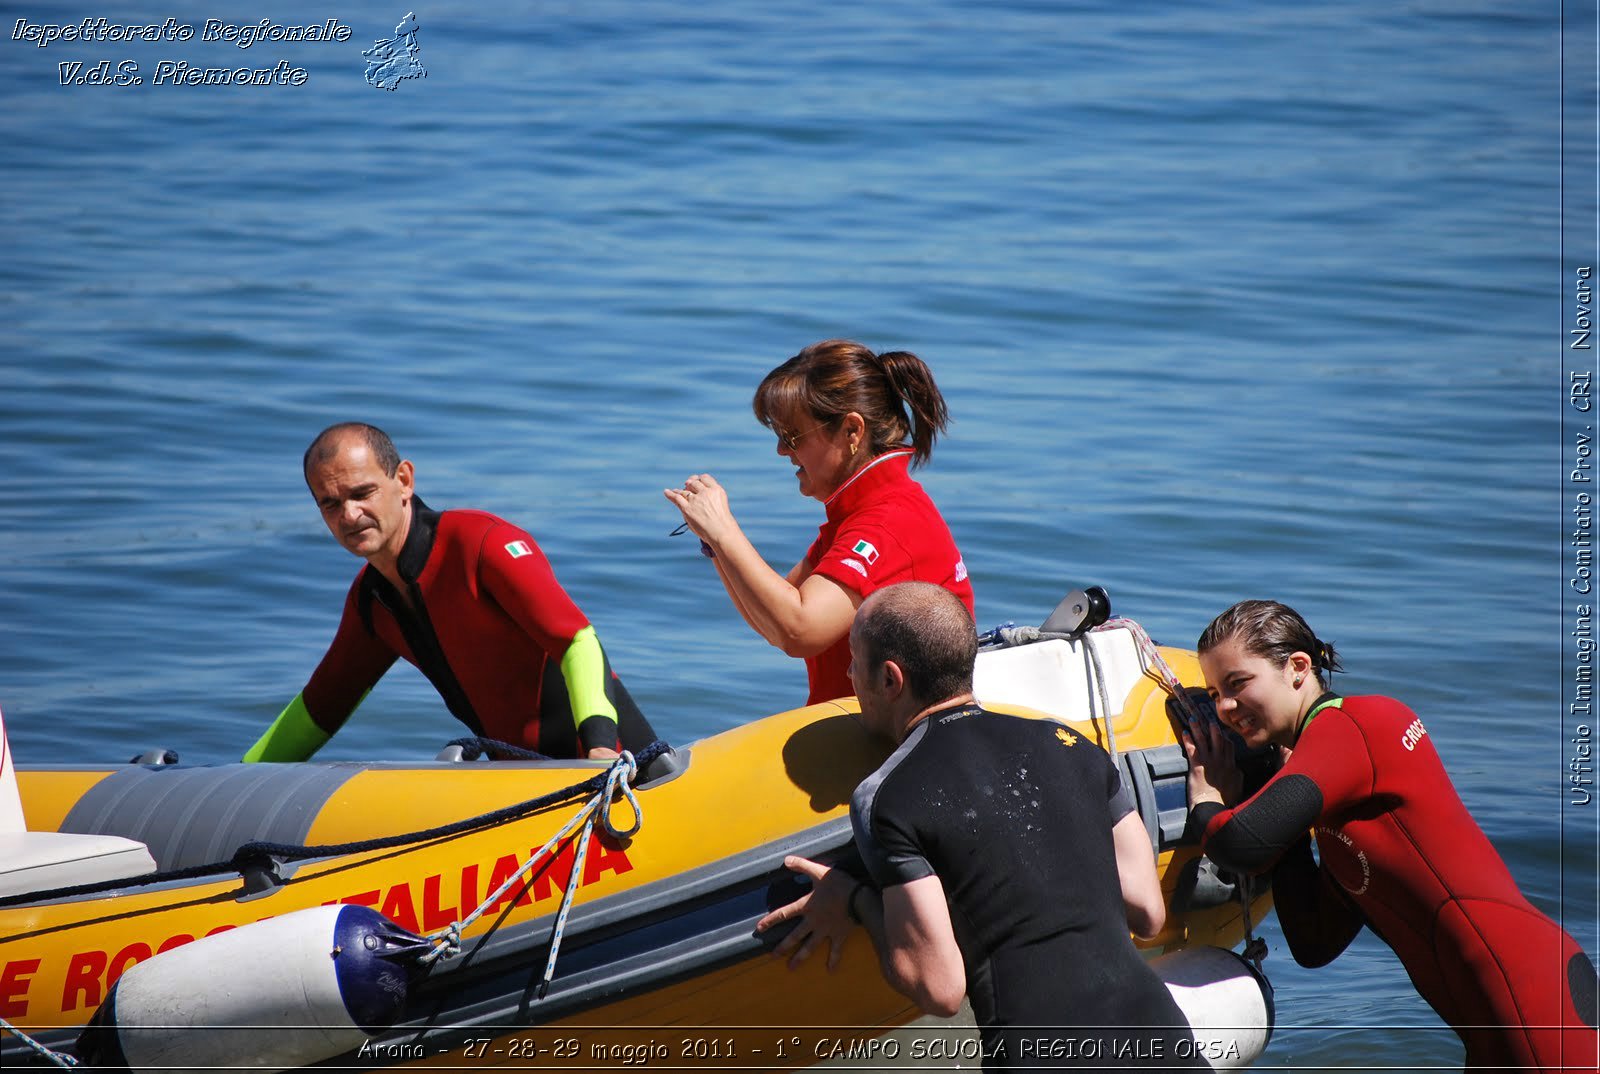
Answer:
[
  {"xmin": 1293, "ymin": 677, "xmax": 1304, "ymax": 688},
  {"xmin": 850, "ymin": 442, "xmax": 858, "ymax": 457}
]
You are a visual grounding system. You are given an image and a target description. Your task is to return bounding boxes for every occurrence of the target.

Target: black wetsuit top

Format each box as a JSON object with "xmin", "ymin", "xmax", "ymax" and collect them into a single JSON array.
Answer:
[{"xmin": 852, "ymin": 704, "xmax": 1203, "ymax": 1070}]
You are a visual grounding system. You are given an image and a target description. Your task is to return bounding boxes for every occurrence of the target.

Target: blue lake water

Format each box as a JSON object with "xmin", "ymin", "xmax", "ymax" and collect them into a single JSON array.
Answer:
[{"xmin": 1, "ymin": 2, "xmax": 1593, "ymax": 1070}]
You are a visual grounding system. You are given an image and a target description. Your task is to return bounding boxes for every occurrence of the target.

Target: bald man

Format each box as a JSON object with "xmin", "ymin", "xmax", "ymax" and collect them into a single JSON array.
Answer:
[
  {"xmin": 757, "ymin": 583, "xmax": 1200, "ymax": 1070},
  {"xmin": 245, "ymin": 422, "xmax": 656, "ymax": 762}
]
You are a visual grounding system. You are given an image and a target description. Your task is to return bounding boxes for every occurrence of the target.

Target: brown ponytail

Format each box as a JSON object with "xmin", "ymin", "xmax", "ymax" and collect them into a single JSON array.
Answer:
[
  {"xmin": 873, "ymin": 350, "xmax": 948, "ymax": 466},
  {"xmin": 752, "ymin": 339, "xmax": 951, "ymax": 468}
]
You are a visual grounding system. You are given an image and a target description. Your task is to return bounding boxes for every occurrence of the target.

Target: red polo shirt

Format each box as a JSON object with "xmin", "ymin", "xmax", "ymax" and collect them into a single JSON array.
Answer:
[{"xmin": 802, "ymin": 449, "xmax": 974, "ymax": 704}]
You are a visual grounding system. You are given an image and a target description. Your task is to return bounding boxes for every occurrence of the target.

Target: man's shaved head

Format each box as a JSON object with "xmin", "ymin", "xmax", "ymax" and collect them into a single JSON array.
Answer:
[
  {"xmin": 304, "ymin": 422, "xmax": 400, "ymax": 484},
  {"xmin": 853, "ymin": 582, "xmax": 976, "ymax": 707}
]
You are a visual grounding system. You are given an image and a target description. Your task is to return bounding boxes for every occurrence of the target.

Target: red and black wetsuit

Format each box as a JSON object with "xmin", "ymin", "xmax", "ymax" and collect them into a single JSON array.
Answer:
[
  {"xmin": 301, "ymin": 497, "xmax": 655, "ymax": 757},
  {"xmin": 802, "ymin": 449, "xmax": 974, "ymax": 704},
  {"xmin": 1190, "ymin": 694, "xmax": 1598, "ymax": 1072}
]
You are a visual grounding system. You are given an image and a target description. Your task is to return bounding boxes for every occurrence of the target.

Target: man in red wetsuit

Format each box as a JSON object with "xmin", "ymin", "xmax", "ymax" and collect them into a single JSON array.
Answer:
[
  {"xmin": 243, "ymin": 423, "xmax": 655, "ymax": 762},
  {"xmin": 1189, "ymin": 691, "xmax": 1598, "ymax": 1072}
]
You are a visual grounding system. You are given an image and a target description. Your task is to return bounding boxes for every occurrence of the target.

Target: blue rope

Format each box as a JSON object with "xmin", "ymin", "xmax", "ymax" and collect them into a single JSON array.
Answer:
[
  {"xmin": 541, "ymin": 805, "xmax": 600, "ymax": 998},
  {"xmin": 0, "ymin": 1017, "xmax": 77, "ymax": 1068},
  {"xmin": 440, "ymin": 736, "xmax": 553, "ymax": 761},
  {"xmin": 536, "ymin": 750, "xmax": 641, "ymax": 999}
]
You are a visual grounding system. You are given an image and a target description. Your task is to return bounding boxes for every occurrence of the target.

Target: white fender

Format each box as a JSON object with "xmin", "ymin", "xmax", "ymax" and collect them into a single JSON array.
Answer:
[
  {"xmin": 76, "ymin": 904, "xmax": 424, "ymax": 1073},
  {"xmin": 1153, "ymin": 945, "xmax": 1274, "ymax": 1070}
]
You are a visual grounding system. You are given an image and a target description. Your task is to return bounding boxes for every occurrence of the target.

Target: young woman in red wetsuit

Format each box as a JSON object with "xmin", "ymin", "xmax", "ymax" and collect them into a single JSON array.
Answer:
[
  {"xmin": 1184, "ymin": 599, "xmax": 1597, "ymax": 1073},
  {"xmin": 664, "ymin": 340, "xmax": 973, "ymax": 705}
]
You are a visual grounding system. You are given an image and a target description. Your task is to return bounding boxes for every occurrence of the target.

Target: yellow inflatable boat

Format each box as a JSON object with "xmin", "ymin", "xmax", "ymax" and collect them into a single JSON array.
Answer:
[{"xmin": 0, "ymin": 606, "xmax": 1272, "ymax": 1071}]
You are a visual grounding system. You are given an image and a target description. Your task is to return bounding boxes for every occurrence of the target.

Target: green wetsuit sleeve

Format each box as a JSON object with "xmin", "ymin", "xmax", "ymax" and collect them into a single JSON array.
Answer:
[
  {"xmin": 243, "ymin": 692, "xmax": 333, "ymax": 762},
  {"xmin": 560, "ymin": 625, "xmax": 620, "ymax": 753}
]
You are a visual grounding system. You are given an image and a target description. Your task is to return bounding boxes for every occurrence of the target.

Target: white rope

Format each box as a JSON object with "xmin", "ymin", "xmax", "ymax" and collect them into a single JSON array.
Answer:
[
  {"xmin": 419, "ymin": 750, "xmax": 643, "ymax": 970},
  {"xmin": 1093, "ymin": 616, "xmax": 1210, "ymax": 730},
  {"xmin": 1081, "ymin": 634, "xmax": 1118, "ymax": 765}
]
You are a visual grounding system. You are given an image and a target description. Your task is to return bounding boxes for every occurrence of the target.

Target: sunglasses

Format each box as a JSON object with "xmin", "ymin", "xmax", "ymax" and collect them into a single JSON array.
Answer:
[{"xmin": 774, "ymin": 417, "xmax": 838, "ymax": 450}]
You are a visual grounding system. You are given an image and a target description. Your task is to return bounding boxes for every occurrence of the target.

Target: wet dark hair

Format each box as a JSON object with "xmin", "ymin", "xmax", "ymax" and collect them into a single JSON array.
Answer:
[
  {"xmin": 1197, "ymin": 599, "xmax": 1344, "ymax": 688},
  {"xmin": 751, "ymin": 339, "xmax": 950, "ymax": 468},
  {"xmin": 303, "ymin": 422, "xmax": 402, "ymax": 481},
  {"xmin": 855, "ymin": 582, "xmax": 976, "ymax": 704}
]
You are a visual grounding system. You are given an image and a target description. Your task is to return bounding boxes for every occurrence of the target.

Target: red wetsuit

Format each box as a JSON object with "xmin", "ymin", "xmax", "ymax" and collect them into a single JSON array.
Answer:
[
  {"xmin": 802, "ymin": 449, "xmax": 974, "ymax": 704},
  {"xmin": 301, "ymin": 498, "xmax": 655, "ymax": 757},
  {"xmin": 1191, "ymin": 695, "xmax": 1597, "ymax": 1072}
]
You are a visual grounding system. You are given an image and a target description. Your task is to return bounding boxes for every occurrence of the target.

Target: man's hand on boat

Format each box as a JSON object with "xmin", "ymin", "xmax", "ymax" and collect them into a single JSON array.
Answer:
[{"xmin": 754, "ymin": 855, "xmax": 857, "ymax": 972}]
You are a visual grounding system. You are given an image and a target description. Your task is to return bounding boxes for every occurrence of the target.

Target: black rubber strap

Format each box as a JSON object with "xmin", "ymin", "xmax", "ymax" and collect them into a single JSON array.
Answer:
[{"xmin": 846, "ymin": 880, "xmax": 871, "ymax": 924}]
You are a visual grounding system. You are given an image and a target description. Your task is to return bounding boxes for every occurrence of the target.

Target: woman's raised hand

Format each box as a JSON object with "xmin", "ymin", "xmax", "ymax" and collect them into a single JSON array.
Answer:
[{"xmin": 664, "ymin": 473, "xmax": 737, "ymax": 546}]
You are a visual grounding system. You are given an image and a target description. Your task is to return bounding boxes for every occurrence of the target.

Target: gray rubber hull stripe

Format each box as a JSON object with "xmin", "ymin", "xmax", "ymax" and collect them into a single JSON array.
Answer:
[{"xmin": 58, "ymin": 762, "xmax": 360, "ymax": 871}]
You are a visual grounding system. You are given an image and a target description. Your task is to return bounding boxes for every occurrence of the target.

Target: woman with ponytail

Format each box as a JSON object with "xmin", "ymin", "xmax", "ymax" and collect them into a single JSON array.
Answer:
[
  {"xmin": 1184, "ymin": 599, "xmax": 1596, "ymax": 1072},
  {"xmin": 665, "ymin": 340, "xmax": 974, "ymax": 705}
]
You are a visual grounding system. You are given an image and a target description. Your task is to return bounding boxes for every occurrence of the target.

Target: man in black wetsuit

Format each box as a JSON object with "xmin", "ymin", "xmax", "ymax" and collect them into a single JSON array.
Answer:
[{"xmin": 756, "ymin": 582, "xmax": 1202, "ymax": 1071}]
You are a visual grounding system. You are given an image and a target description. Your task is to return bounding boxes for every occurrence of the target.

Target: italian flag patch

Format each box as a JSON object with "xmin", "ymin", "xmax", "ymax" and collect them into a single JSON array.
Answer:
[
  {"xmin": 852, "ymin": 539, "xmax": 879, "ymax": 565},
  {"xmin": 504, "ymin": 540, "xmax": 533, "ymax": 558}
]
